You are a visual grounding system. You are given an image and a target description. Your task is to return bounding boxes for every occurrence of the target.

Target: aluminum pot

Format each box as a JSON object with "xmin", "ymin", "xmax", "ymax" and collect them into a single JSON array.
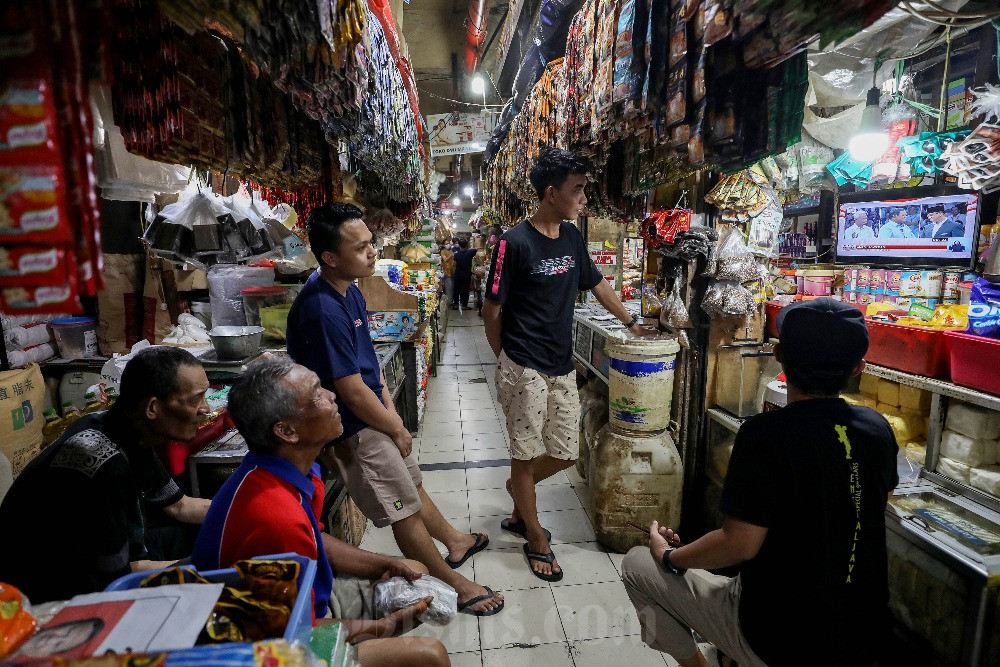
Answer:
[{"xmin": 207, "ymin": 326, "xmax": 264, "ymax": 360}]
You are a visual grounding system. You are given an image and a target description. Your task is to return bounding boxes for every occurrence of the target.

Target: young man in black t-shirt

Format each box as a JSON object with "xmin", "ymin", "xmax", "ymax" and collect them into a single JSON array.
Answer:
[
  {"xmin": 483, "ymin": 148, "xmax": 656, "ymax": 581},
  {"xmin": 622, "ymin": 298, "xmax": 898, "ymax": 667}
]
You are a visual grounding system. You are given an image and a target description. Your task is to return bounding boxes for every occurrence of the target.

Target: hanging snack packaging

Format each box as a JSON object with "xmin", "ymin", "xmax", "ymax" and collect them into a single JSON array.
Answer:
[
  {"xmin": 1, "ymin": 282, "xmax": 79, "ymax": 315},
  {"xmin": 668, "ymin": 3, "xmax": 687, "ymax": 68},
  {"xmin": 642, "ymin": 208, "xmax": 692, "ymax": 248},
  {"xmin": 967, "ymin": 278, "xmax": 1000, "ymax": 338},
  {"xmin": 0, "ymin": 245, "xmax": 70, "ymax": 286},
  {"xmin": 703, "ymin": 0, "xmax": 732, "ymax": 46},
  {"xmin": 0, "ymin": 79, "xmax": 60, "ymax": 161},
  {"xmin": 747, "ymin": 202, "xmax": 783, "ymax": 257},
  {"xmin": 0, "ymin": 165, "xmax": 71, "ymax": 243}
]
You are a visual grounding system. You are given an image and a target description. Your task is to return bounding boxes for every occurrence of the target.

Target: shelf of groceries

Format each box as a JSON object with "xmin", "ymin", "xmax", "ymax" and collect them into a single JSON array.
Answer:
[{"xmin": 862, "ymin": 363, "xmax": 1000, "ymax": 412}]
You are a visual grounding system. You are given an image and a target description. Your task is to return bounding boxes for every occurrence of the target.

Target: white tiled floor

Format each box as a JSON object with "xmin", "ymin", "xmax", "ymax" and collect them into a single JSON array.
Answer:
[{"xmin": 358, "ymin": 310, "xmax": 678, "ymax": 665}]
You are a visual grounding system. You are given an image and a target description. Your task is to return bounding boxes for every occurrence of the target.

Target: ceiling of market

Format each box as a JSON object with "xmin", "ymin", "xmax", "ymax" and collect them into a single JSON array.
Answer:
[{"xmin": 400, "ymin": 0, "xmax": 508, "ymax": 118}]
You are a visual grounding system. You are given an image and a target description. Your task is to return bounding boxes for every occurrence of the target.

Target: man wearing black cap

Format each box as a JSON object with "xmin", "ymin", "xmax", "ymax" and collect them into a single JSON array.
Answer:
[
  {"xmin": 920, "ymin": 204, "xmax": 964, "ymax": 238},
  {"xmin": 622, "ymin": 298, "xmax": 898, "ymax": 667}
]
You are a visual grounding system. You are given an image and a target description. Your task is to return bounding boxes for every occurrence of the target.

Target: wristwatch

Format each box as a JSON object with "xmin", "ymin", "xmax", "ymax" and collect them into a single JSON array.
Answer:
[
  {"xmin": 624, "ymin": 315, "xmax": 640, "ymax": 329},
  {"xmin": 661, "ymin": 547, "xmax": 687, "ymax": 575}
]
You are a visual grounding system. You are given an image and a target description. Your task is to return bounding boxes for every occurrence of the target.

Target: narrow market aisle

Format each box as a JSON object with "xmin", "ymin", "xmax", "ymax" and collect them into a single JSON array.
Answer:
[{"xmin": 359, "ymin": 309, "xmax": 706, "ymax": 667}]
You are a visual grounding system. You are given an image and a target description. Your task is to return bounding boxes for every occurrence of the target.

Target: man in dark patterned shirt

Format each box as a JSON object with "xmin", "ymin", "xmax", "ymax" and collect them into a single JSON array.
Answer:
[{"xmin": 0, "ymin": 347, "xmax": 212, "ymax": 603}]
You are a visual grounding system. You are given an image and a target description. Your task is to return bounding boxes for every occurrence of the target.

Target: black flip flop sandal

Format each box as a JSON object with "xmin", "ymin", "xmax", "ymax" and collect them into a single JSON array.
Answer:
[
  {"xmin": 500, "ymin": 517, "xmax": 551, "ymax": 541},
  {"xmin": 458, "ymin": 585, "xmax": 504, "ymax": 616},
  {"xmin": 523, "ymin": 543, "xmax": 564, "ymax": 582},
  {"xmin": 445, "ymin": 532, "xmax": 489, "ymax": 569}
]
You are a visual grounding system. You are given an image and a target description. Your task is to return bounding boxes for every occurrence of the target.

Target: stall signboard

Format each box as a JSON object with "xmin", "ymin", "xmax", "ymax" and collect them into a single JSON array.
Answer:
[
  {"xmin": 427, "ymin": 111, "xmax": 497, "ymax": 157},
  {"xmin": 591, "ymin": 250, "xmax": 617, "ymax": 265}
]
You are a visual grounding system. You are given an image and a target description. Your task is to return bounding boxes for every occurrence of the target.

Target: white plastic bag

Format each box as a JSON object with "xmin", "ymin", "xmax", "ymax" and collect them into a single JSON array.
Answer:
[
  {"xmin": 99, "ymin": 339, "xmax": 151, "ymax": 392},
  {"xmin": 374, "ymin": 575, "xmax": 458, "ymax": 626}
]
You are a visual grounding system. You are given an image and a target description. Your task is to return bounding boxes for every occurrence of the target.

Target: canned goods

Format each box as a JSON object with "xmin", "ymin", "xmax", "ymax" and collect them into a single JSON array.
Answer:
[
  {"xmin": 943, "ymin": 271, "xmax": 961, "ymax": 300},
  {"xmin": 923, "ymin": 271, "xmax": 943, "ymax": 299},
  {"xmin": 869, "ymin": 269, "xmax": 886, "ymax": 295},
  {"xmin": 844, "ymin": 268, "xmax": 858, "ymax": 292},
  {"xmin": 886, "ymin": 270, "xmax": 902, "ymax": 294},
  {"xmin": 856, "ymin": 268, "xmax": 871, "ymax": 293},
  {"xmin": 900, "ymin": 271, "xmax": 922, "ymax": 297}
]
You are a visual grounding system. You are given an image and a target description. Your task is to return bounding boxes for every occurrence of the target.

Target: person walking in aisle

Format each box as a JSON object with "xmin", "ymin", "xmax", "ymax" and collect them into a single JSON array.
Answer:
[
  {"xmin": 621, "ymin": 299, "xmax": 897, "ymax": 667},
  {"xmin": 482, "ymin": 147, "xmax": 657, "ymax": 581},
  {"xmin": 452, "ymin": 237, "xmax": 477, "ymax": 310},
  {"xmin": 439, "ymin": 239, "xmax": 456, "ymax": 306},
  {"xmin": 286, "ymin": 202, "xmax": 503, "ymax": 616}
]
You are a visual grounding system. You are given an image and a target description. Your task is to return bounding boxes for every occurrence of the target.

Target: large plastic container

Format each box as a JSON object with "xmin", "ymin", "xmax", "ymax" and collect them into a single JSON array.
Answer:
[
  {"xmin": 241, "ymin": 285, "xmax": 289, "ymax": 327},
  {"xmin": 50, "ymin": 317, "xmax": 98, "ymax": 358},
  {"xmin": 765, "ymin": 301, "xmax": 785, "ymax": 338},
  {"xmin": 106, "ymin": 552, "xmax": 316, "ymax": 647},
  {"xmin": 945, "ymin": 331, "xmax": 1000, "ymax": 396},
  {"xmin": 866, "ymin": 319, "xmax": 951, "ymax": 378},
  {"xmin": 604, "ymin": 335, "xmax": 680, "ymax": 434},
  {"xmin": 590, "ymin": 426, "xmax": 683, "ymax": 553}
]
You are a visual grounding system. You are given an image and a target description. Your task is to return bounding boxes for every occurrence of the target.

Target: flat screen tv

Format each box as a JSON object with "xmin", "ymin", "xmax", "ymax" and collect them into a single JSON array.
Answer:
[{"xmin": 835, "ymin": 185, "xmax": 980, "ymax": 268}]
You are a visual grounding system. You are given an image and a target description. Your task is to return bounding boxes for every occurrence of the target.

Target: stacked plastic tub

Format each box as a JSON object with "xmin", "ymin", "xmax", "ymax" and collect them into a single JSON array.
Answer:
[{"xmin": 589, "ymin": 334, "xmax": 684, "ymax": 553}]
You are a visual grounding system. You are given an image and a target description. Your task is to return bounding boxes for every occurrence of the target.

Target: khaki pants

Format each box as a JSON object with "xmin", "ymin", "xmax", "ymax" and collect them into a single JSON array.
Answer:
[{"xmin": 621, "ymin": 547, "xmax": 766, "ymax": 666}]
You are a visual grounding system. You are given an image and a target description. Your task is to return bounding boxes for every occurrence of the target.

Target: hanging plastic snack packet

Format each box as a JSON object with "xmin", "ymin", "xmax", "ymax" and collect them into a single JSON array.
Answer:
[
  {"xmin": 967, "ymin": 277, "xmax": 1000, "ymax": 338},
  {"xmin": 660, "ymin": 274, "xmax": 693, "ymax": 330}
]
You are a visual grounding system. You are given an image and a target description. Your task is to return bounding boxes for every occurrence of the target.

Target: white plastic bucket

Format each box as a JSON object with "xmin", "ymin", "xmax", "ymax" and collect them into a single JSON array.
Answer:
[{"xmin": 604, "ymin": 335, "xmax": 680, "ymax": 434}]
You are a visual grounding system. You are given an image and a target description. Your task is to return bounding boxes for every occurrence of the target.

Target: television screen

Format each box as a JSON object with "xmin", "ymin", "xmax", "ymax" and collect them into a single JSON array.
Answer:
[{"xmin": 836, "ymin": 188, "xmax": 979, "ymax": 268}]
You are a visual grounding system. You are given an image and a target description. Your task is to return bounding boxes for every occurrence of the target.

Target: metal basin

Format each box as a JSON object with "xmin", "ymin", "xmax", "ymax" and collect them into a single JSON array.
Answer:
[{"xmin": 207, "ymin": 326, "xmax": 264, "ymax": 360}]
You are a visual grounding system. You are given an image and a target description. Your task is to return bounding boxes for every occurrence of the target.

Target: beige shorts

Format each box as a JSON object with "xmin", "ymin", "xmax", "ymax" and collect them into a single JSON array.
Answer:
[
  {"xmin": 329, "ymin": 574, "xmax": 378, "ymax": 621},
  {"xmin": 496, "ymin": 350, "xmax": 580, "ymax": 461},
  {"xmin": 328, "ymin": 428, "xmax": 422, "ymax": 528}
]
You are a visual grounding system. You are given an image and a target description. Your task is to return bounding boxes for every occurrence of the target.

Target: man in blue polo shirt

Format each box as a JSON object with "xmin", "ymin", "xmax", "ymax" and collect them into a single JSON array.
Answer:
[{"xmin": 286, "ymin": 202, "xmax": 503, "ymax": 616}]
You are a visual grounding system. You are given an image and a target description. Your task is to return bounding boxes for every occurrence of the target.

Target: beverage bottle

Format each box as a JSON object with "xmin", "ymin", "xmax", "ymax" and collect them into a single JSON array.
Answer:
[
  {"xmin": 61, "ymin": 400, "xmax": 82, "ymax": 427},
  {"xmin": 81, "ymin": 391, "xmax": 103, "ymax": 414},
  {"xmin": 42, "ymin": 409, "xmax": 63, "ymax": 447}
]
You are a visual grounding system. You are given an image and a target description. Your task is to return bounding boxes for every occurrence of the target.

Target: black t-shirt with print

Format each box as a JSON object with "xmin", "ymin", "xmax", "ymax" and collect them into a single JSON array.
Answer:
[
  {"xmin": 485, "ymin": 220, "xmax": 603, "ymax": 376},
  {"xmin": 0, "ymin": 412, "xmax": 183, "ymax": 603},
  {"xmin": 721, "ymin": 398, "xmax": 898, "ymax": 666}
]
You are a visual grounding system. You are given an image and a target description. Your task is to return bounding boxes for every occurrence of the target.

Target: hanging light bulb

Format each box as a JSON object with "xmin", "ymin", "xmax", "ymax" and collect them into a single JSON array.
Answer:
[
  {"xmin": 451, "ymin": 196, "xmax": 462, "ymax": 207},
  {"xmin": 470, "ymin": 74, "xmax": 485, "ymax": 95},
  {"xmin": 463, "ymin": 185, "xmax": 474, "ymax": 197},
  {"xmin": 848, "ymin": 87, "xmax": 889, "ymax": 162}
]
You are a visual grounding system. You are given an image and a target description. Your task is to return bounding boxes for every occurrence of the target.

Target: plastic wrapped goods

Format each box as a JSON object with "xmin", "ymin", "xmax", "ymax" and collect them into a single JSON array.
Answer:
[
  {"xmin": 898, "ymin": 385, "xmax": 931, "ymax": 411},
  {"xmin": 208, "ymin": 265, "xmax": 275, "ymax": 327},
  {"xmin": 970, "ymin": 465, "xmax": 1000, "ymax": 496},
  {"xmin": 939, "ymin": 430, "xmax": 999, "ymax": 468},
  {"xmin": 374, "ymin": 575, "xmax": 457, "ymax": 626},
  {"xmin": 937, "ymin": 456, "xmax": 972, "ymax": 485},
  {"xmin": 3, "ymin": 323, "xmax": 53, "ymax": 351},
  {"xmin": 876, "ymin": 380, "xmax": 899, "ymax": 407},
  {"xmin": 945, "ymin": 402, "xmax": 1000, "ymax": 440}
]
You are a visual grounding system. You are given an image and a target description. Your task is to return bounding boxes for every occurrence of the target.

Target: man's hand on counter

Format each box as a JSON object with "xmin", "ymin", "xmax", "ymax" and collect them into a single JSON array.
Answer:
[{"xmin": 629, "ymin": 322, "xmax": 660, "ymax": 337}]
